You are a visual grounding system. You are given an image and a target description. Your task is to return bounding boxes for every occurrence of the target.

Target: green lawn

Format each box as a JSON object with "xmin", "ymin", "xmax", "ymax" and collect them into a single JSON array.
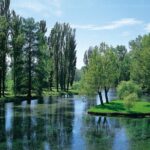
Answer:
[{"xmin": 88, "ymin": 100, "xmax": 150, "ymax": 117}]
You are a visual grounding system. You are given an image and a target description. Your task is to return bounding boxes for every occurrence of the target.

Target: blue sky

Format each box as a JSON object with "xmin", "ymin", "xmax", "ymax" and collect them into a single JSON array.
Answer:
[{"xmin": 10, "ymin": 0, "xmax": 150, "ymax": 69}]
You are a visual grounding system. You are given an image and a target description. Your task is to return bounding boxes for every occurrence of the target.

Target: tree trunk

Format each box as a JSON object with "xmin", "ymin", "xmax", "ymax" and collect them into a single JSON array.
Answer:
[
  {"xmin": 2, "ymin": 55, "xmax": 6, "ymax": 97},
  {"xmin": 13, "ymin": 59, "xmax": 16, "ymax": 96},
  {"xmin": 0, "ymin": 70, "xmax": 1, "ymax": 98},
  {"xmin": 27, "ymin": 50, "xmax": 31, "ymax": 103},
  {"xmin": 66, "ymin": 72, "xmax": 70, "ymax": 92},
  {"xmin": 56, "ymin": 65, "xmax": 59, "ymax": 92},
  {"xmin": 98, "ymin": 91, "xmax": 104, "ymax": 106},
  {"xmin": 104, "ymin": 87, "xmax": 109, "ymax": 103},
  {"xmin": 49, "ymin": 71, "xmax": 53, "ymax": 91}
]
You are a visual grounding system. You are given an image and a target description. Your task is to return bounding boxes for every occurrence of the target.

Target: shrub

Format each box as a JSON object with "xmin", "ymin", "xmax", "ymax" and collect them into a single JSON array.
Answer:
[
  {"xmin": 117, "ymin": 80, "xmax": 141, "ymax": 100},
  {"xmin": 124, "ymin": 93, "xmax": 138, "ymax": 110},
  {"xmin": 72, "ymin": 82, "xmax": 80, "ymax": 90}
]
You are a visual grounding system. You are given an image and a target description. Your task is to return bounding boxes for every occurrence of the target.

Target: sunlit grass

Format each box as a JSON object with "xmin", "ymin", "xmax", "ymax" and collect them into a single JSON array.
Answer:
[{"xmin": 88, "ymin": 100, "xmax": 150, "ymax": 114}]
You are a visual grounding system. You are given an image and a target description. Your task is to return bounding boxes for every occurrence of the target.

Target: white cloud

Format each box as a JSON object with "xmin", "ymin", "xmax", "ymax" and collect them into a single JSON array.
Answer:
[
  {"xmin": 11, "ymin": 0, "xmax": 62, "ymax": 17},
  {"xmin": 145, "ymin": 23, "xmax": 150, "ymax": 32},
  {"xmin": 71, "ymin": 18, "xmax": 142, "ymax": 31}
]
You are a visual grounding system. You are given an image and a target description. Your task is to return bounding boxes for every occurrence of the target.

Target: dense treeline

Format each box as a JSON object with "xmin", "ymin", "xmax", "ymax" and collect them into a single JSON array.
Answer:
[
  {"xmin": 81, "ymin": 34, "xmax": 150, "ymax": 105},
  {"xmin": 48, "ymin": 23, "xmax": 76, "ymax": 92},
  {"xmin": 0, "ymin": 0, "xmax": 77, "ymax": 99}
]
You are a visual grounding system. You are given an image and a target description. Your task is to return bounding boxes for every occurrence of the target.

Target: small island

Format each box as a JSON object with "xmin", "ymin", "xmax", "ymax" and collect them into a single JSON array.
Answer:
[{"xmin": 88, "ymin": 100, "xmax": 150, "ymax": 118}]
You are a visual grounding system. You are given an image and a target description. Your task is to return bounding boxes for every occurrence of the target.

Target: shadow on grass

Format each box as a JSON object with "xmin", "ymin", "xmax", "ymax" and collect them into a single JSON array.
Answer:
[
  {"xmin": 145, "ymin": 104, "xmax": 150, "ymax": 107},
  {"xmin": 95, "ymin": 102, "xmax": 125, "ymax": 111}
]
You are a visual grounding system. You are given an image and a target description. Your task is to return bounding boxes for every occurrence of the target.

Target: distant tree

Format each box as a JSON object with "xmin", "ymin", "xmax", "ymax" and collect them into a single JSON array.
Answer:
[
  {"xmin": 83, "ymin": 46, "xmax": 93, "ymax": 66},
  {"xmin": 74, "ymin": 68, "xmax": 84, "ymax": 81},
  {"xmin": 99, "ymin": 42, "xmax": 109, "ymax": 53},
  {"xmin": 114, "ymin": 45, "xmax": 130, "ymax": 83}
]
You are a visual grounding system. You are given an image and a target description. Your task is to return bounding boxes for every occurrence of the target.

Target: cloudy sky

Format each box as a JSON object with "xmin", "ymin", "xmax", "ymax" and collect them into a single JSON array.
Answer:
[{"xmin": 10, "ymin": 0, "xmax": 150, "ymax": 69}]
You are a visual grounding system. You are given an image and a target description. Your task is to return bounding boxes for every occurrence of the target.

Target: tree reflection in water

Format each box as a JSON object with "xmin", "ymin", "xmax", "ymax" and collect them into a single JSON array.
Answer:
[
  {"xmin": 0, "ymin": 96, "xmax": 150, "ymax": 150},
  {"xmin": 0, "ymin": 97, "xmax": 75, "ymax": 149}
]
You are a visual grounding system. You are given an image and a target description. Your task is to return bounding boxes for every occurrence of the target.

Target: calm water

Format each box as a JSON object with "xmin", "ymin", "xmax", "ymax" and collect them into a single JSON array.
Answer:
[{"xmin": 0, "ymin": 92, "xmax": 150, "ymax": 150}]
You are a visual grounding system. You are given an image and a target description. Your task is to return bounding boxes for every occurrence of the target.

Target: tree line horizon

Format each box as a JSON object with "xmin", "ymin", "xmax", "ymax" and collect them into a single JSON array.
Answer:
[
  {"xmin": 1, "ymin": 0, "xmax": 150, "ymax": 105},
  {"xmin": 0, "ymin": 0, "xmax": 77, "ymax": 100},
  {"xmin": 81, "ymin": 33, "xmax": 150, "ymax": 105}
]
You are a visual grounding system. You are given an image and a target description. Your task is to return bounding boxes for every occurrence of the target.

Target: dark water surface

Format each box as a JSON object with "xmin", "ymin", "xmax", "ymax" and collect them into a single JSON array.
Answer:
[{"xmin": 0, "ymin": 92, "xmax": 150, "ymax": 150}]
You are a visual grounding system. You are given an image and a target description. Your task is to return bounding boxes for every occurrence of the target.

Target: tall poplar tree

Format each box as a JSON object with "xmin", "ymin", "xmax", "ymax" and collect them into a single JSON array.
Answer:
[
  {"xmin": 36, "ymin": 20, "xmax": 49, "ymax": 96},
  {"xmin": 10, "ymin": 10, "xmax": 24, "ymax": 95},
  {"xmin": 22, "ymin": 18, "xmax": 38, "ymax": 101},
  {"xmin": 49, "ymin": 23, "xmax": 76, "ymax": 91},
  {"xmin": 0, "ymin": 0, "xmax": 10, "ymax": 97}
]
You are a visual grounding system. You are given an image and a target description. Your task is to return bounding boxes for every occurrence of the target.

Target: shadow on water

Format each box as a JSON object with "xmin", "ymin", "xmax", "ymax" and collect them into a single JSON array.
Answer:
[{"xmin": 0, "ymin": 91, "xmax": 150, "ymax": 150}]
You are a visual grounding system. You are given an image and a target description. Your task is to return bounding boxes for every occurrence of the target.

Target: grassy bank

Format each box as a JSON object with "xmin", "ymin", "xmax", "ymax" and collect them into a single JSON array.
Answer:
[
  {"xmin": 0, "ymin": 89, "xmax": 79, "ymax": 103},
  {"xmin": 88, "ymin": 100, "xmax": 150, "ymax": 117}
]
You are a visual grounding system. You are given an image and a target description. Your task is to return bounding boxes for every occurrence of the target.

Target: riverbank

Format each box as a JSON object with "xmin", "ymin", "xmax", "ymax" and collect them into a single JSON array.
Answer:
[
  {"xmin": 0, "ymin": 89, "xmax": 79, "ymax": 104},
  {"xmin": 88, "ymin": 100, "xmax": 150, "ymax": 118}
]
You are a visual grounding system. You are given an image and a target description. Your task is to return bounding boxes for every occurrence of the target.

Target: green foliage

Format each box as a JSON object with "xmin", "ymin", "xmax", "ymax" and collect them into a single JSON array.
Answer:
[
  {"xmin": 10, "ymin": 11, "xmax": 25, "ymax": 95},
  {"xmin": 49, "ymin": 23, "xmax": 76, "ymax": 91},
  {"xmin": 130, "ymin": 34, "xmax": 150, "ymax": 93},
  {"xmin": 117, "ymin": 80, "xmax": 141, "ymax": 100},
  {"xmin": 35, "ymin": 20, "xmax": 49, "ymax": 96},
  {"xmin": 1, "ymin": 0, "xmax": 78, "ymax": 98},
  {"xmin": 114, "ymin": 45, "xmax": 130, "ymax": 83},
  {"xmin": 83, "ymin": 46, "xmax": 93, "ymax": 66},
  {"xmin": 80, "ymin": 47, "xmax": 103, "ymax": 95},
  {"xmin": 71, "ymin": 81, "xmax": 80, "ymax": 94},
  {"xmin": 124, "ymin": 93, "xmax": 138, "ymax": 110},
  {"xmin": 81, "ymin": 43, "xmax": 118, "ymax": 103},
  {"xmin": 0, "ymin": 0, "xmax": 10, "ymax": 97},
  {"xmin": 74, "ymin": 68, "xmax": 83, "ymax": 81}
]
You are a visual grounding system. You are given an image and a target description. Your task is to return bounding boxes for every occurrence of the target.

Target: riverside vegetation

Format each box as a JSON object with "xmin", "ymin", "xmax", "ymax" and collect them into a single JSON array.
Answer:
[
  {"xmin": 0, "ymin": 0, "xmax": 76, "ymax": 103},
  {"xmin": 80, "ymin": 39, "xmax": 150, "ymax": 116},
  {"xmin": 0, "ymin": 0, "xmax": 150, "ymax": 115}
]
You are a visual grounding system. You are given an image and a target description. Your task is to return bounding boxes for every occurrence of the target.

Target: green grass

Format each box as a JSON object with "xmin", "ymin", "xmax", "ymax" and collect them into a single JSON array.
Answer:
[{"xmin": 88, "ymin": 100, "xmax": 150, "ymax": 116}]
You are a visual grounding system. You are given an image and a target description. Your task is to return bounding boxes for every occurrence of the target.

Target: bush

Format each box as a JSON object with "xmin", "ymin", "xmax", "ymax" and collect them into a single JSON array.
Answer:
[
  {"xmin": 124, "ymin": 93, "xmax": 138, "ymax": 110},
  {"xmin": 117, "ymin": 81, "xmax": 141, "ymax": 100}
]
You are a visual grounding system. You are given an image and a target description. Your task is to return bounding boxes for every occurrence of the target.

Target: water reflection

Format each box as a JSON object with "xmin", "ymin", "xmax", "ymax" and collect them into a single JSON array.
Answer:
[
  {"xmin": 5, "ymin": 103, "xmax": 14, "ymax": 150},
  {"xmin": 0, "ymin": 94, "xmax": 150, "ymax": 150}
]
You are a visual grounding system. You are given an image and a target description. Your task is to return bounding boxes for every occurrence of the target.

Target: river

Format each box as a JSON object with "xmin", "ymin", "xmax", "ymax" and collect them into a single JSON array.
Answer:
[{"xmin": 0, "ymin": 92, "xmax": 150, "ymax": 150}]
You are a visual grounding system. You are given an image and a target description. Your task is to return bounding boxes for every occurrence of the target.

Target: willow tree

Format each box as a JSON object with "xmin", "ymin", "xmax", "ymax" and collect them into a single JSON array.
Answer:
[
  {"xmin": 102, "ymin": 48, "xmax": 118, "ymax": 103},
  {"xmin": 81, "ymin": 47, "xmax": 104, "ymax": 105},
  {"xmin": 114, "ymin": 45, "xmax": 130, "ymax": 83}
]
